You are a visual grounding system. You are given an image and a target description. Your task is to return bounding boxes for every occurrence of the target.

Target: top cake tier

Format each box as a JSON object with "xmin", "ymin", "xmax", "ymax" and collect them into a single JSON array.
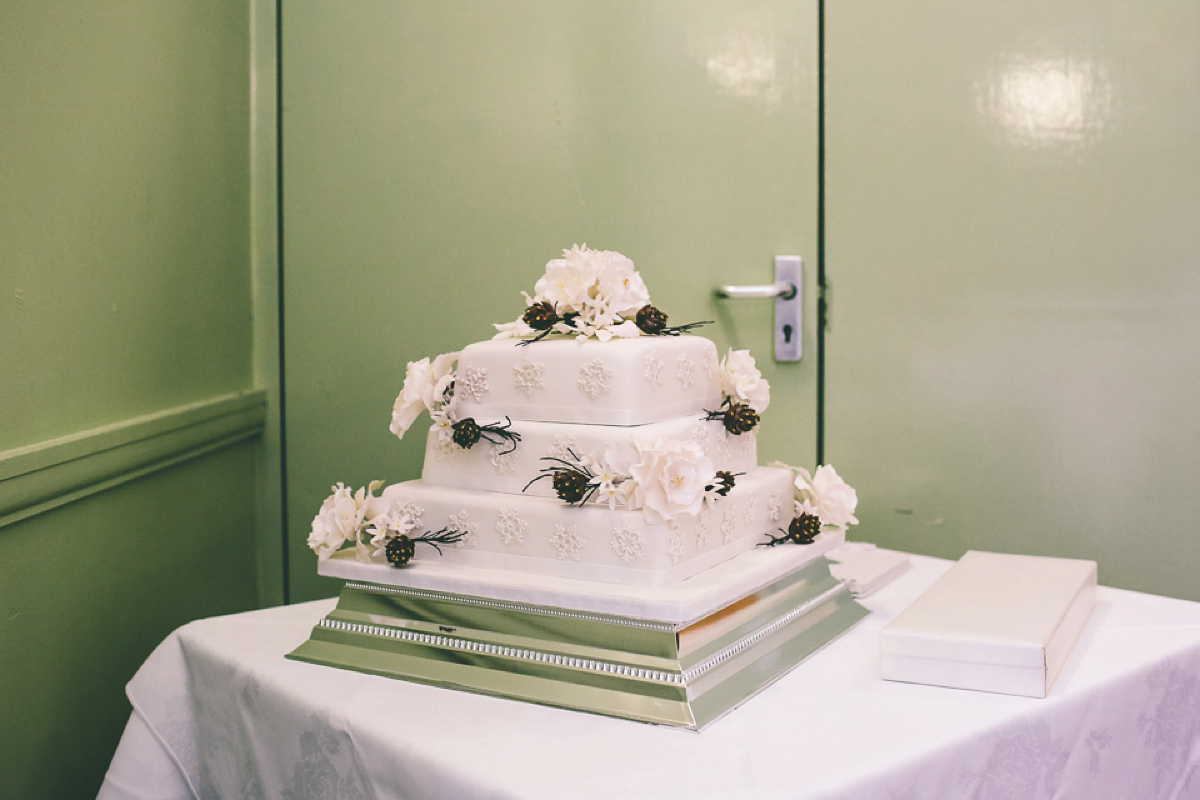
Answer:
[{"xmin": 453, "ymin": 336, "xmax": 722, "ymax": 426}]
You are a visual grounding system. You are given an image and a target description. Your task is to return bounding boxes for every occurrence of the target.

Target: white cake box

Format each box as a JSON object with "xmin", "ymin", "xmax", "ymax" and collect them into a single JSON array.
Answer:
[{"xmin": 880, "ymin": 551, "xmax": 1096, "ymax": 698}]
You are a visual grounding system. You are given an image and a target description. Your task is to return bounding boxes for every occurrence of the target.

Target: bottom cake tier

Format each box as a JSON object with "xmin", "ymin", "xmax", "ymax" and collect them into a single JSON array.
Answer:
[{"xmin": 380, "ymin": 466, "xmax": 795, "ymax": 586}]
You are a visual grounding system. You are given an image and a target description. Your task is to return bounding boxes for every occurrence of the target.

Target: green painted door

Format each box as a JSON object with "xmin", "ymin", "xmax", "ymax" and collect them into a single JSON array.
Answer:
[
  {"xmin": 282, "ymin": 1, "xmax": 821, "ymax": 601},
  {"xmin": 825, "ymin": 0, "xmax": 1200, "ymax": 600}
]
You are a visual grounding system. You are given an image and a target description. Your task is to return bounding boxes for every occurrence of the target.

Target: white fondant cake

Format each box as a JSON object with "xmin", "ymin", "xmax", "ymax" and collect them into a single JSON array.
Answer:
[
  {"xmin": 454, "ymin": 336, "xmax": 721, "ymax": 425},
  {"xmin": 421, "ymin": 414, "xmax": 757, "ymax": 497},
  {"xmin": 308, "ymin": 245, "xmax": 860, "ymax": 589},
  {"xmin": 381, "ymin": 466, "xmax": 791, "ymax": 586}
]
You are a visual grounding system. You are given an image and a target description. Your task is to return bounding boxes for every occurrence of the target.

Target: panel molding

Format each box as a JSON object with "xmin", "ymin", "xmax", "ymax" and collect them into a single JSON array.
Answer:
[{"xmin": 0, "ymin": 391, "xmax": 267, "ymax": 528}]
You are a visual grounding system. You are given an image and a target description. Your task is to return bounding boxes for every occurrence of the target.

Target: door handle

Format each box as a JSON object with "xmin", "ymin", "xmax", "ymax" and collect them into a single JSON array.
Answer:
[
  {"xmin": 714, "ymin": 282, "xmax": 797, "ymax": 300},
  {"xmin": 712, "ymin": 256, "xmax": 803, "ymax": 362}
]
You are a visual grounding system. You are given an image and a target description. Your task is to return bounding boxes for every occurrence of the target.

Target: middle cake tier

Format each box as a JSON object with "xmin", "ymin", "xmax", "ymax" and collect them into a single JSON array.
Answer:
[
  {"xmin": 422, "ymin": 414, "xmax": 758, "ymax": 496},
  {"xmin": 382, "ymin": 466, "xmax": 794, "ymax": 586}
]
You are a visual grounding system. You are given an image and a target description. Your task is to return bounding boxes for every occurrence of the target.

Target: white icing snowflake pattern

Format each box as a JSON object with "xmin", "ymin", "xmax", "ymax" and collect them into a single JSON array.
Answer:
[
  {"xmin": 577, "ymin": 358, "xmax": 613, "ymax": 399},
  {"xmin": 546, "ymin": 434, "xmax": 578, "ymax": 461},
  {"xmin": 644, "ymin": 354, "xmax": 664, "ymax": 389},
  {"xmin": 768, "ymin": 491, "xmax": 783, "ymax": 523},
  {"xmin": 696, "ymin": 510, "xmax": 711, "ymax": 548},
  {"xmin": 393, "ymin": 499, "xmax": 425, "ymax": 527},
  {"xmin": 458, "ymin": 366, "xmax": 489, "ymax": 402},
  {"xmin": 488, "ymin": 444, "xmax": 518, "ymax": 474},
  {"xmin": 495, "ymin": 509, "xmax": 528, "ymax": 546},
  {"xmin": 739, "ymin": 430, "xmax": 757, "ymax": 459},
  {"xmin": 703, "ymin": 346, "xmax": 719, "ymax": 383},
  {"xmin": 447, "ymin": 510, "xmax": 478, "ymax": 549},
  {"xmin": 716, "ymin": 430, "xmax": 732, "ymax": 460},
  {"xmin": 551, "ymin": 524, "xmax": 584, "ymax": 561},
  {"xmin": 610, "ymin": 524, "xmax": 645, "ymax": 563},
  {"xmin": 677, "ymin": 355, "xmax": 695, "ymax": 389},
  {"xmin": 742, "ymin": 498, "xmax": 757, "ymax": 526},
  {"xmin": 667, "ymin": 522, "xmax": 685, "ymax": 565},
  {"xmin": 721, "ymin": 510, "xmax": 736, "ymax": 544},
  {"xmin": 512, "ymin": 357, "xmax": 545, "ymax": 398},
  {"xmin": 689, "ymin": 422, "xmax": 709, "ymax": 455}
]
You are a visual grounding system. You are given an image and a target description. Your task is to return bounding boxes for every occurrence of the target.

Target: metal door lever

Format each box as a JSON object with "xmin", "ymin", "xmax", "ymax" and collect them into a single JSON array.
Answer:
[
  {"xmin": 712, "ymin": 256, "xmax": 803, "ymax": 362},
  {"xmin": 714, "ymin": 282, "xmax": 797, "ymax": 300}
]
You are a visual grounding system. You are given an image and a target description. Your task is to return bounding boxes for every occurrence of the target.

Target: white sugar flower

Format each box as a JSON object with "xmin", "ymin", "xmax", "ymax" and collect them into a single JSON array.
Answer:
[
  {"xmin": 367, "ymin": 508, "xmax": 420, "ymax": 559},
  {"xmin": 428, "ymin": 407, "xmax": 456, "ymax": 451},
  {"xmin": 492, "ymin": 317, "xmax": 537, "ymax": 340},
  {"xmin": 507, "ymin": 245, "xmax": 655, "ymax": 342},
  {"xmin": 588, "ymin": 446, "xmax": 637, "ymax": 510},
  {"xmin": 389, "ymin": 351, "xmax": 459, "ymax": 439},
  {"xmin": 792, "ymin": 464, "xmax": 859, "ymax": 532},
  {"xmin": 627, "ymin": 438, "xmax": 714, "ymax": 524},
  {"xmin": 719, "ymin": 349, "xmax": 771, "ymax": 413},
  {"xmin": 534, "ymin": 244, "xmax": 601, "ymax": 312},
  {"xmin": 308, "ymin": 480, "xmax": 394, "ymax": 562},
  {"xmin": 308, "ymin": 483, "xmax": 359, "ymax": 560},
  {"xmin": 593, "ymin": 249, "xmax": 650, "ymax": 316},
  {"xmin": 428, "ymin": 351, "xmax": 459, "ymax": 406},
  {"xmin": 391, "ymin": 358, "xmax": 432, "ymax": 439}
]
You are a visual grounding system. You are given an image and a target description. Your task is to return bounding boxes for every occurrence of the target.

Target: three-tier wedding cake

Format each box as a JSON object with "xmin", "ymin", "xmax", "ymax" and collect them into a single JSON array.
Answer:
[{"xmin": 290, "ymin": 246, "xmax": 866, "ymax": 729}]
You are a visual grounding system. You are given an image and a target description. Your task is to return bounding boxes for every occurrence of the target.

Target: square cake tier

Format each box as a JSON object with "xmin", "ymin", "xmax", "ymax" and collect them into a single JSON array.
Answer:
[{"xmin": 381, "ymin": 465, "xmax": 794, "ymax": 587}]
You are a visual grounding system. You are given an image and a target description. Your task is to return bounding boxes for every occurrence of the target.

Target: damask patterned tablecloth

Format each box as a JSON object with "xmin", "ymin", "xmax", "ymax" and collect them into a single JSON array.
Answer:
[{"xmin": 98, "ymin": 554, "xmax": 1200, "ymax": 800}]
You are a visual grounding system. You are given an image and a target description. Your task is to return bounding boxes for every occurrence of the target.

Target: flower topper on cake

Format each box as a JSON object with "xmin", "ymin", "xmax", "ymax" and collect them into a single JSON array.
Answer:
[
  {"xmin": 389, "ymin": 351, "xmax": 521, "ymax": 455},
  {"xmin": 493, "ymin": 245, "xmax": 709, "ymax": 344},
  {"xmin": 307, "ymin": 481, "xmax": 468, "ymax": 567},
  {"xmin": 761, "ymin": 463, "xmax": 858, "ymax": 547},
  {"xmin": 525, "ymin": 439, "xmax": 738, "ymax": 525},
  {"xmin": 306, "ymin": 482, "xmax": 467, "ymax": 565},
  {"xmin": 705, "ymin": 348, "xmax": 771, "ymax": 435}
]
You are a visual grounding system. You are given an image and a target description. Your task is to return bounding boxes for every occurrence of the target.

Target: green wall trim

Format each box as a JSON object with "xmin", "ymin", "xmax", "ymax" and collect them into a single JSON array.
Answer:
[{"xmin": 0, "ymin": 391, "xmax": 267, "ymax": 529}]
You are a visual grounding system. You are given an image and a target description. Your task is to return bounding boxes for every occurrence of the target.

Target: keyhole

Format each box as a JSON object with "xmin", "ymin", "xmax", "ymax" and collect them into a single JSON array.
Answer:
[{"xmin": 782, "ymin": 324, "xmax": 793, "ymax": 343}]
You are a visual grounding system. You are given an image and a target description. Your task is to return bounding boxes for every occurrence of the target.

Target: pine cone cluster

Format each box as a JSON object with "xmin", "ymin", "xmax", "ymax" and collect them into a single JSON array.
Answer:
[
  {"xmin": 522, "ymin": 302, "xmax": 559, "ymax": 331},
  {"xmin": 635, "ymin": 304, "xmax": 668, "ymax": 334},
  {"xmin": 787, "ymin": 513, "xmax": 821, "ymax": 544},
  {"xmin": 451, "ymin": 418, "xmax": 482, "ymax": 449},
  {"xmin": 385, "ymin": 535, "xmax": 417, "ymax": 567},
  {"xmin": 723, "ymin": 403, "xmax": 759, "ymax": 435},
  {"xmin": 552, "ymin": 469, "xmax": 590, "ymax": 503},
  {"xmin": 711, "ymin": 470, "xmax": 736, "ymax": 496}
]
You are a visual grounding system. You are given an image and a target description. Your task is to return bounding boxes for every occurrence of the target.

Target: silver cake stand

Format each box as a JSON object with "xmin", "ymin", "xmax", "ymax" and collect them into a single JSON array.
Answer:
[{"xmin": 288, "ymin": 532, "xmax": 868, "ymax": 730}]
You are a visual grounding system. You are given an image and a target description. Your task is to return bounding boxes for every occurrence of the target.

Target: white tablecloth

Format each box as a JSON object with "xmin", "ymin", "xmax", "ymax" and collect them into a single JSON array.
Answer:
[{"xmin": 98, "ymin": 554, "xmax": 1200, "ymax": 800}]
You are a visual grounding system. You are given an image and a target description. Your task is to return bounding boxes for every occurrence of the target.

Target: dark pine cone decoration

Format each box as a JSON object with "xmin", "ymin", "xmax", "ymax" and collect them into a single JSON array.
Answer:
[
  {"xmin": 385, "ymin": 535, "xmax": 417, "ymax": 567},
  {"xmin": 712, "ymin": 470, "xmax": 736, "ymax": 496},
  {"xmin": 451, "ymin": 418, "xmax": 482, "ymax": 448},
  {"xmin": 723, "ymin": 403, "xmax": 760, "ymax": 435},
  {"xmin": 634, "ymin": 304, "xmax": 668, "ymax": 334},
  {"xmin": 552, "ymin": 469, "xmax": 590, "ymax": 503},
  {"xmin": 788, "ymin": 513, "xmax": 822, "ymax": 544},
  {"xmin": 522, "ymin": 301, "xmax": 559, "ymax": 331}
]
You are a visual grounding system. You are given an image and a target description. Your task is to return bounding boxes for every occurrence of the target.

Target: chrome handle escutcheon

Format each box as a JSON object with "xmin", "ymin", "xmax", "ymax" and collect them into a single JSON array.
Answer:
[{"xmin": 712, "ymin": 256, "xmax": 803, "ymax": 362}]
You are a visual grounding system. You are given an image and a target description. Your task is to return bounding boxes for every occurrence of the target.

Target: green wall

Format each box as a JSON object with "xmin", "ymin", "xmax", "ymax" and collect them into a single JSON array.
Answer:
[{"xmin": 0, "ymin": 2, "xmax": 262, "ymax": 798}]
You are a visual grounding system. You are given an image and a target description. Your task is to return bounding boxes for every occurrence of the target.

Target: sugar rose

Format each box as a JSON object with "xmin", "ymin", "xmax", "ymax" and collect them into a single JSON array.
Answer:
[
  {"xmin": 794, "ymin": 464, "xmax": 858, "ymax": 532},
  {"xmin": 628, "ymin": 438, "xmax": 714, "ymax": 525},
  {"xmin": 307, "ymin": 483, "xmax": 362, "ymax": 560},
  {"xmin": 719, "ymin": 349, "xmax": 771, "ymax": 413},
  {"xmin": 389, "ymin": 351, "xmax": 459, "ymax": 440}
]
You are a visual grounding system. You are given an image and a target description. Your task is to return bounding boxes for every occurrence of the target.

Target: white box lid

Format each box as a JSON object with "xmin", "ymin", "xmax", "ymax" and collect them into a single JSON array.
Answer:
[{"xmin": 880, "ymin": 551, "xmax": 1097, "ymax": 669}]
